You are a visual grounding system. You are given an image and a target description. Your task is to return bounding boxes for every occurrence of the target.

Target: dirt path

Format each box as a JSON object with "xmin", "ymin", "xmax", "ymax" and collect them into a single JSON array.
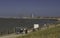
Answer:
[{"xmin": 0, "ymin": 34, "xmax": 23, "ymax": 38}]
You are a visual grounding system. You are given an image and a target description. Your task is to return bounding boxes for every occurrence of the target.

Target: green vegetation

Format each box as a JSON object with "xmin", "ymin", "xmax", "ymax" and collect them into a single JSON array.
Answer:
[{"xmin": 17, "ymin": 26, "xmax": 60, "ymax": 38}]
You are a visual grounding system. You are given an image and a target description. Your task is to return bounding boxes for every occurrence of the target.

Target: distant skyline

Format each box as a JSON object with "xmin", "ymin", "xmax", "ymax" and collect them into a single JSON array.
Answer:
[{"xmin": 0, "ymin": 0, "xmax": 60, "ymax": 17}]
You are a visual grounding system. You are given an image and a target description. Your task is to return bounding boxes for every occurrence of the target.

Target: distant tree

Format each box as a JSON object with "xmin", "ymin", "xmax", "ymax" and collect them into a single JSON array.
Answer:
[{"xmin": 36, "ymin": 16, "xmax": 40, "ymax": 18}]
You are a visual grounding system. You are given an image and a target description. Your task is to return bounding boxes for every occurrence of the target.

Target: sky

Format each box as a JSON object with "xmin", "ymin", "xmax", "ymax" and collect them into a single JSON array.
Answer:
[{"xmin": 0, "ymin": 0, "xmax": 60, "ymax": 17}]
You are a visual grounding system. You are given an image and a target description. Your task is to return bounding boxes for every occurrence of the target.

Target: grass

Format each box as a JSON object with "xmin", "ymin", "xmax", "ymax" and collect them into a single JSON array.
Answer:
[{"xmin": 17, "ymin": 25, "xmax": 60, "ymax": 38}]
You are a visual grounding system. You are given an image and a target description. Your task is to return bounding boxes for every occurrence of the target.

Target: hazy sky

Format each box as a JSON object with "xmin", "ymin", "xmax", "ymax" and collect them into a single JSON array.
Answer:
[{"xmin": 0, "ymin": 0, "xmax": 60, "ymax": 17}]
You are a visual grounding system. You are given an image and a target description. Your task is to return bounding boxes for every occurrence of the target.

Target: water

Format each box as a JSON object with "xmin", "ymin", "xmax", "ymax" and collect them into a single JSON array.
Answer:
[{"xmin": 0, "ymin": 18, "xmax": 58, "ymax": 35}]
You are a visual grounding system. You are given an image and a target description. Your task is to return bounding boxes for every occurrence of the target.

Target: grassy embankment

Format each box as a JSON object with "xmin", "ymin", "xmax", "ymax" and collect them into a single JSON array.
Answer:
[{"xmin": 17, "ymin": 24, "xmax": 60, "ymax": 38}]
